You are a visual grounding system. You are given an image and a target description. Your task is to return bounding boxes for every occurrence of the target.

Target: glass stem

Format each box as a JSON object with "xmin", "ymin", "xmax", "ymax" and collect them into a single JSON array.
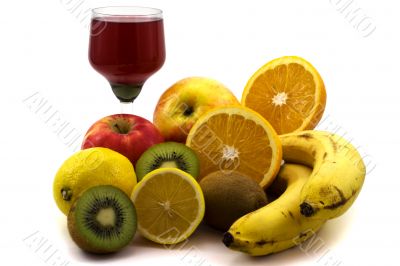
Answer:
[{"xmin": 120, "ymin": 101, "xmax": 134, "ymax": 114}]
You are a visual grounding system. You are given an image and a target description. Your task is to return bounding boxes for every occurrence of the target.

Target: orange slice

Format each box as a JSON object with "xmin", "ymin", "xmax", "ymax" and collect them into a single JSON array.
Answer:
[
  {"xmin": 242, "ymin": 56, "xmax": 326, "ymax": 135},
  {"xmin": 186, "ymin": 106, "xmax": 282, "ymax": 188}
]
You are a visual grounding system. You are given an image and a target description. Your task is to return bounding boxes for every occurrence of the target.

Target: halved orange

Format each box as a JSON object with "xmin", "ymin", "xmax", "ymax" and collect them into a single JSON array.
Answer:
[
  {"xmin": 186, "ymin": 106, "xmax": 282, "ymax": 188},
  {"xmin": 242, "ymin": 56, "xmax": 326, "ymax": 135}
]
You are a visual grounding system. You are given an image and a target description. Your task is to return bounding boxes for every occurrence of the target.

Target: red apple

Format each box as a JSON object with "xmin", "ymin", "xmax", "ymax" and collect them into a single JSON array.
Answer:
[{"xmin": 81, "ymin": 114, "xmax": 164, "ymax": 165}]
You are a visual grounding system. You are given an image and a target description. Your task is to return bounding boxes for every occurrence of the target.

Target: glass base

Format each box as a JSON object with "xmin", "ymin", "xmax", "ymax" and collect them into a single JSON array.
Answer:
[{"xmin": 111, "ymin": 84, "xmax": 142, "ymax": 102}]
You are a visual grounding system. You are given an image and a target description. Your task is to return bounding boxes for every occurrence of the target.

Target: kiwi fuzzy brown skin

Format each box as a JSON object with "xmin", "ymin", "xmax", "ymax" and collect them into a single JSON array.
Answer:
[
  {"xmin": 67, "ymin": 186, "xmax": 136, "ymax": 254},
  {"xmin": 67, "ymin": 204, "xmax": 107, "ymax": 254},
  {"xmin": 135, "ymin": 142, "xmax": 200, "ymax": 181},
  {"xmin": 200, "ymin": 171, "xmax": 268, "ymax": 232}
]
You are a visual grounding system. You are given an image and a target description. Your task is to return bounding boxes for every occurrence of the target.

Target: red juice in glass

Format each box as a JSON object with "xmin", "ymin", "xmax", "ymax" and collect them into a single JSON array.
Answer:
[{"xmin": 89, "ymin": 11, "xmax": 165, "ymax": 103}]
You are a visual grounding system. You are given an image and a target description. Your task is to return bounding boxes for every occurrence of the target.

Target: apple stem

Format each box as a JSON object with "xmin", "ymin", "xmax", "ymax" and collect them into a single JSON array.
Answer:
[
  {"xmin": 111, "ymin": 119, "xmax": 132, "ymax": 134},
  {"xmin": 114, "ymin": 123, "xmax": 122, "ymax": 133},
  {"xmin": 183, "ymin": 106, "xmax": 194, "ymax": 116}
]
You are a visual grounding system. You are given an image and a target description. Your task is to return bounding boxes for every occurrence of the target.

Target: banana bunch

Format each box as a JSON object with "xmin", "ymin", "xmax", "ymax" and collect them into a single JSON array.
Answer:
[
  {"xmin": 223, "ymin": 131, "xmax": 366, "ymax": 256},
  {"xmin": 223, "ymin": 164, "xmax": 325, "ymax": 256},
  {"xmin": 281, "ymin": 130, "xmax": 366, "ymax": 220}
]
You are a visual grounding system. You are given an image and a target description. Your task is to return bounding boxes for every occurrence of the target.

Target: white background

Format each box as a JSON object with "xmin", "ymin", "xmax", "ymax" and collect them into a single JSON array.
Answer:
[{"xmin": 1, "ymin": 0, "xmax": 398, "ymax": 265}]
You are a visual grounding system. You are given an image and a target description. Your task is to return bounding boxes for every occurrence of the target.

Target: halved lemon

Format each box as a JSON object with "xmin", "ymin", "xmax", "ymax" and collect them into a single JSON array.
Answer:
[
  {"xmin": 242, "ymin": 56, "xmax": 326, "ymax": 135},
  {"xmin": 186, "ymin": 106, "xmax": 282, "ymax": 188},
  {"xmin": 131, "ymin": 168, "xmax": 205, "ymax": 244}
]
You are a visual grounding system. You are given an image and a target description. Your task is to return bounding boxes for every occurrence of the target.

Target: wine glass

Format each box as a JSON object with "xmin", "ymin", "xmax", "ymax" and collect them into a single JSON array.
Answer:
[{"xmin": 89, "ymin": 6, "xmax": 166, "ymax": 113}]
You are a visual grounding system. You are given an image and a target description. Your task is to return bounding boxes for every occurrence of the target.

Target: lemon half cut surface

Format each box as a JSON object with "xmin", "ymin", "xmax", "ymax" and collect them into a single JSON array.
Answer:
[{"xmin": 131, "ymin": 168, "xmax": 205, "ymax": 245}]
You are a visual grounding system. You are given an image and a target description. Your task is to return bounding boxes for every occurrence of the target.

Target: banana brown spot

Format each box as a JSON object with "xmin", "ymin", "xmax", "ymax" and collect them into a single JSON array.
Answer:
[
  {"xmin": 324, "ymin": 188, "xmax": 358, "ymax": 210},
  {"xmin": 334, "ymin": 185, "xmax": 345, "ymax": 200},
  {"xmin": 298, "ymin": 133, "xmax": 313, "ymax": 140},
  {"xmin": 298, "ymin": 231, "xmax": 308, "ymax": 238},
  {"xmin": 329, "ymin": 137, "xmax": 338, "ymax": 153},
  {"xmin": 288, "ymin": 211, "xmax": 295, "ymax": 219},
  {"xmin": 323, "ymin": 186, "xmax": 347, "ymax": 210},
  {"xmin": 323, "ymin": 152, "xmax": 327, "ymax": 160},
  {"xmin": 236, "ymin": 232, "xmax": 240, "ymax": 235},
  {"xmin": 256, "ymin": 239, "xmax": 275, "ymax": 246},
  {"xmin": 281, "ymin": 211, "xmax": 287, "ymax": 218},
  {"xmin": 319, "ymin": 186, "xmax": 333, "ymax": 197},
  {"xmin": 256, "ymin": 240, "xmax": 267, "ymax": 245}
]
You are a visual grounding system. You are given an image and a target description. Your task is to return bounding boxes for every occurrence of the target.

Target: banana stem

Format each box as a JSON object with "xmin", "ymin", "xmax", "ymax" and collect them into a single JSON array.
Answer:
[
  {"xmin": 300, "ymin": 202, "xmax": 315, "ymax": 217},
  {"xmin": 222, "ymin": 232, "xmax": 234, "ymax": 247}
]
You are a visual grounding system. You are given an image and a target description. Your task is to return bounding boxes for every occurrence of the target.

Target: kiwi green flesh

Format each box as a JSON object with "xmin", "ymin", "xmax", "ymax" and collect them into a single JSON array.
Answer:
[
  {"xmin": 68, "ymin": 185, "xmax": 137, "ymax": 254},
  {"xmin": 135, "ymin": 142, "xmax": 200, "ymax": 181}
]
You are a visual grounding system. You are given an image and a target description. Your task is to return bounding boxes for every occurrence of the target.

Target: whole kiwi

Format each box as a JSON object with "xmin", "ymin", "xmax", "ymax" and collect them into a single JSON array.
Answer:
[
  {"xmin": 199, "ymin": 171, "xmax": 268, "ymax": 231},
  {"xmin": 67, "ymin": 185, "xmax": 137, "ymax": 254}
]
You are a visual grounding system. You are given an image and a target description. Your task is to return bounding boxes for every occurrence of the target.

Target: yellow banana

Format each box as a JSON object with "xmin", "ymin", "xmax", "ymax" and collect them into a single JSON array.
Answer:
[
  {"xmin": 223, "ymin": 164, "xmax": 325, "ymax": 256},
  {"xmin": 280, "ymin": 130, "xmax": 366, "ymax": 220}
]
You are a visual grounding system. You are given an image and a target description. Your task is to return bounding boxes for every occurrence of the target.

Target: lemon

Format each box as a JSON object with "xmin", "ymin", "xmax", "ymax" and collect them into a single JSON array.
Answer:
[
  {"xmin": 53, "ymin": 147, "xmax": 137, "ymax": 215},
  {"xmin": 131, "ymin": 168, "xmax": 205, "ymax": 244}
]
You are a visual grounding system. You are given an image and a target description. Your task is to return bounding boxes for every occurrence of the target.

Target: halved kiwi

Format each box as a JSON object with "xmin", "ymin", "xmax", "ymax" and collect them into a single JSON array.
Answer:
[
  {"xmin": 67, "ymin": 185, "xmax": 137, "ymax": 254},
  {"xmin": 135, "ymin": 142, "xmax": 200, "ymax": 181}
]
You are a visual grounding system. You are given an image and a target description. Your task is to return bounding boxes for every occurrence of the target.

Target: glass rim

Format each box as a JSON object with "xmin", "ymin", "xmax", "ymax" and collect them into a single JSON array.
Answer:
[{"xmin": 92, "ymin": 6, "xmax": 163, "ymax": 18}]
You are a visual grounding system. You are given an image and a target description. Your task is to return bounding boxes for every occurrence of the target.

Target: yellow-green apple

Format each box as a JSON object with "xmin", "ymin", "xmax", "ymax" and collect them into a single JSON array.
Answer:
[
  {"xmin": 81, "ymin": 114, "xmax": 163, "ymax": 165},
  {"xmin": 153, "ymin": 77, "xmax": 239, "ymax": 142}
]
